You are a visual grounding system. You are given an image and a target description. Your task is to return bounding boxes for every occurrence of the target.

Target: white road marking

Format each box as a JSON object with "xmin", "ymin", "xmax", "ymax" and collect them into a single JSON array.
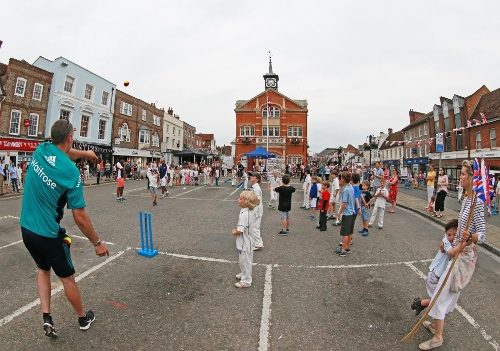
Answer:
[
  {"xmin": 0, "ymin": 215, "xmax": 20, "ymax": 220},
  {"xmin": 72, "ymin": 235, "xmax": 115, "ymax": 245},
  {"xmin": 0, "ymin": 240, "xmax": 23, "ymax": 251},
  {"xmin": 150, "ymin": 248, "xmax": 433, "ymax": 269},
  {"xmin": 171, "ymin": 185, "xmax": 207, "ymax": 198},
  {"xmin": 404, "ymin": 262, "xmax": 499, "ymax": 351},
  {"xmin": 0, "ymin": 249, "xmax": 128, "ymax": 328},
  {"xmin": 258, "ymin": 264, "xmax": 273, "ymax": 351}
]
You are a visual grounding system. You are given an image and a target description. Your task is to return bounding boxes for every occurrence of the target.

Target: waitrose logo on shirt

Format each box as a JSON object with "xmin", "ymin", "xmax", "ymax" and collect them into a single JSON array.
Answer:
[{"xmin": 31, "ymin": 159, "xmax": 57, "ymax": 189}]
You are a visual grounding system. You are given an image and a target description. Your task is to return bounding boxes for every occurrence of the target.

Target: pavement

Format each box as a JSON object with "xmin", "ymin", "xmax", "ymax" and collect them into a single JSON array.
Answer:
[
  {"xmin": 0, "ymin": 179, "xmax": 499, "ymax": 350},
  {"xmin": 397, "ymin": 186, "xmax": 500, "ymax": 257}
]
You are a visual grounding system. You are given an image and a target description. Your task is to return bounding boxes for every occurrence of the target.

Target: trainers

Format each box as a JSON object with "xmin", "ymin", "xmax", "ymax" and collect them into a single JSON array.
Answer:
[
  {"xmin": 358, "ymin": 229, "xmax": 366, "ymax": 234},
  {"xmin": 378, "ymin": 226, "xmax": 383, "ymax": 230},
  {"xmin": 335, "ymin": 246, "xmax": 342, "ymax": 255},
  {"xmin": 43, "ymin": 316, "xmax": 58, "ymax": 338},
  {"xmin": 411, "ymin": 298, "xmax": 425, "ymax": 316},
  {"xmin": 78, "ymin": 310, "xmax": 96, "ymax": 330},
  {"xmin": 277, "ymin": 230, "xmax": 288, "ymax": 236},
  {"xmin": 338, "ymin": 251, "xmax": 347, "ymax": 257},
  {"xmin": 235, "ymin": 273, "xmax": 242, "ymax": 280},
  {"xmin": 253, "ymin": 246, "xmax": 263, "ymax": 251},
  {"xmin": 361, "ymin": 230, "xmax": 369, "ymax": 237},
  {"xmin": 333, "ymin": 221, "xmax": 340, "ymax": 226},
  {"xmin": 422, "ymin": 320, "xmax": 436, "ymax": 335}
]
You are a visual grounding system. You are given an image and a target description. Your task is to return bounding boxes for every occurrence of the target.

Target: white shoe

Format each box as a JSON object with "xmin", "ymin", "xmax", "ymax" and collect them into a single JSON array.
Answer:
[
  {"xmin": 253, "ymin": 246, "xmax": 263, "ymax": 251},
  {"xmin": 235, "ymin": 273, "xmax": 242, "ymax": 279}
]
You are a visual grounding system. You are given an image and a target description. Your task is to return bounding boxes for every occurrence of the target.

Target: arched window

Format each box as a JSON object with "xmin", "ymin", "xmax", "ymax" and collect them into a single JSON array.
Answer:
[
  {"xmin": 120, "ymin": 123, "xmax": 130, "ymax": 142},
  {"xmin": 262, "ymin": 106, "xmax": 280, "ymax": 118}
]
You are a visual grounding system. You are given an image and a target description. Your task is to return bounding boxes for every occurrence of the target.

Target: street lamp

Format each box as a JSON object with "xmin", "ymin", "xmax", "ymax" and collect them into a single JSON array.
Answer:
[{"xmin": 367, "ymin": 134, "xmax": 375, "ymax": 168}]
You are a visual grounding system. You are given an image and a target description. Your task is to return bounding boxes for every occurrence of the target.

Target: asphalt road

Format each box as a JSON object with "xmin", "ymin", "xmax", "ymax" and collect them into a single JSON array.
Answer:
[{"xmin": 0, "ymin": 180, "xmax": 498, "ymax": 351}]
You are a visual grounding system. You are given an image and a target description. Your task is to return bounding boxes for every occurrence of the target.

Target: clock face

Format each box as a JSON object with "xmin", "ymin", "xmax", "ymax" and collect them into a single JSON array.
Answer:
[{"xmin": 266, "ymin": 78, "xmax": 276, "ymax": 88}]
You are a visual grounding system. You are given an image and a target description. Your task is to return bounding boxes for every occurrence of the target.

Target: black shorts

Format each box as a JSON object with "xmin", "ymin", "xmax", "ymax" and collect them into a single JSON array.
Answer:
[
  {"xmin": 22, "ymin": 227, "xmax": 75, "ymax": 278},
  {"xmin": 340, "ymin": 215, "xmax": 355, "ymax": 236}
]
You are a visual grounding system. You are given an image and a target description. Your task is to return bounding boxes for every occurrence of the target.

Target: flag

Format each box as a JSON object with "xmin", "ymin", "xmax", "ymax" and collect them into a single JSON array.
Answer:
[
  {"xmin": 467, "ymin": 120, "xmax": 472, "ymax": 128},
  {"xmin": 472, "ymin": 158, "xmax": 493, "ymax": 205},
  {"xmin": 480, "ymin": 112, "xmax": 488, "ymax": 124}
]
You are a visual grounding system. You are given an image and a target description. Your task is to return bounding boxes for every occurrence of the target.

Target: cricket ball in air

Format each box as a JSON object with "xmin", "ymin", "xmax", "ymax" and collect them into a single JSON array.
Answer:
[
  {"xmin": 124, "ymin": 81, "xmax": 130, "ymax": 87},
  {"xmin": 63, "ymin": 236, "xmax": 72, "ymax": 246}
]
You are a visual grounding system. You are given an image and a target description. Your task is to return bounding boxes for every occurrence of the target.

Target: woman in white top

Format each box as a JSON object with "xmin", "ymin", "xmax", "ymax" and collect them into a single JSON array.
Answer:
[{"xmin": 434, "ymin": 168, "xmax": 448, "ymax": 218}]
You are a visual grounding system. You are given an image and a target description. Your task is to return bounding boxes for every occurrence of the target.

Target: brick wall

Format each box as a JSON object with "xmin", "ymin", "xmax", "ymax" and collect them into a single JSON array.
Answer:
[{"xmin": 0, "ymin": 58, "xmax": 53, "ymax": 138}]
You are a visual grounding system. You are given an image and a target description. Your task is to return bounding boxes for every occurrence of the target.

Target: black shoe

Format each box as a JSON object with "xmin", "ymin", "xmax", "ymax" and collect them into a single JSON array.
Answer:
[
  {"xmin": 338, "ymin": 251, "xmax": 347, "ymax": 257},
  {"xmin": 316, "ymin": 226, "xmax": 321, "ymax": 229},
  {"xmin": 277, "ymin": 230, "xmax": 288, "ymax": 236},
  {"xmin": 43, "ymin": 316, "xmax": 58, "ymax": 338},
  {"xmin": 78, "ymin": 310, "xmax": 95, "ymax": 330},
  {"xmin": 411, "ymin": 298, "xmax": 425, "ymax": 316}
]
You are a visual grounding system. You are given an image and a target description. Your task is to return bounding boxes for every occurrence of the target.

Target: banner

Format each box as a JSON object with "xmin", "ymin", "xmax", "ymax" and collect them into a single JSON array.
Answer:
[{"xmin": 0, "ymin": 137, "xmax": 41, "ymax": 151}]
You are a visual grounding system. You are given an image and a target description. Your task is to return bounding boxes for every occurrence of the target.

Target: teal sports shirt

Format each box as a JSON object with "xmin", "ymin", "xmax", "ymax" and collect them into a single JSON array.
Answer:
[{"xmin": 20, "ymin": 142, "xmax": 86, "ymax": 238}]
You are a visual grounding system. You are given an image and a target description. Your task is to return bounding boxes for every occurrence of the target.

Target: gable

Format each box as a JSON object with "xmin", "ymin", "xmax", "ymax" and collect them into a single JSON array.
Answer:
[{"xmin": 235, "ymin": 90, "xmax": 307, "ymax": 112}]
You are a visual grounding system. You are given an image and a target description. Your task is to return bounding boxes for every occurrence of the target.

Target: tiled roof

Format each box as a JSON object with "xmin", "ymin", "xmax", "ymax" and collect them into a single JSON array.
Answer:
[
  {"xmin": 379, "ymin": 131, "xmax": 404, "ymax": 150},
  {"xmin": 469, "ymin": 88, "xmax": 500, "ymax": 121},
  {"xmin": 402, "ymin": 112, "xmax": 432, "ymax": 131}
]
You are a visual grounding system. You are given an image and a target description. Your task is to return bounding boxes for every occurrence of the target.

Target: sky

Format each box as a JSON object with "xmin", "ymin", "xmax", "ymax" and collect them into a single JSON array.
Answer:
[{"xmin": 1, "ymin": 0, "xmax": 500, "ymax": 153}]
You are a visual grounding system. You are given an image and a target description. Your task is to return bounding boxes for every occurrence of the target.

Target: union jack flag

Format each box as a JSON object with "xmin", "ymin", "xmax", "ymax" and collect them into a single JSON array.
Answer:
[
  {"xmin": 480, "ymin": 112, "xmax": 488, "ymax": 124},
  {"xmin": 472, "ymin": 158, "xmax": 494, "ymax": 205}
]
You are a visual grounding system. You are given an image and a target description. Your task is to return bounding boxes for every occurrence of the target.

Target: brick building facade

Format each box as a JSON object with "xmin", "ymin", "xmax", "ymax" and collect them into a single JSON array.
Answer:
[
  {"xmin": 183, "ymin": 121, "xmax": 196, "ymax": 150},
  {"xmin": 112, "ymin": 89, "xmax": 163, "ymax": 165},
  {"xmin": 0, "ymin": 58, "xmax": 53, "ymax": 164},
  {"xmin": 234, "ymin": 59, "xmax": 308, "ymax": 170}
]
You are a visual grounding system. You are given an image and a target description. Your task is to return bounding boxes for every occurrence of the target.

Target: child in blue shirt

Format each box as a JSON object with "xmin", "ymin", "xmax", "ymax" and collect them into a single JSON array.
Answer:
[
  {"xmin": 309, "ymin": 177, "xmax": 319, "ymax": 209},
  {"xmin": 336, "ymin": 172, "xmax": 355, "ymax": 257}
]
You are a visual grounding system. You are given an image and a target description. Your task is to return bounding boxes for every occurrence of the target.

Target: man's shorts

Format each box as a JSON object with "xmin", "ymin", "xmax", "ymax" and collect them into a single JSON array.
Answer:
[
  {"xmin": 278, "ymin": 211, "xmax": 289, "ymax": 220},
  {"xmin": 22, "ymin": 227, "xmax": 75, "ymax": 278},
  {"xmin": 149, "ymin": 186, "xmax": 158, "ymax": 195},
  {"xmin": 340, "ymin": 215, "xmax": 355, "ymax": 236},
  {"xmin": 117, "ymin": 178, "xmax": 125, "ymax": 187},
  {"xmin": 361, "ymin": 206, "xmax": 370, "ymax": 221}
]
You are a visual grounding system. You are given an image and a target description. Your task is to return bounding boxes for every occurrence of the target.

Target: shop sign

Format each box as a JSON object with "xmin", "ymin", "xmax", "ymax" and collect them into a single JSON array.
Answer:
[{"xmin": 0, "ymin": 137, "xmax": 41, "ymax": 151}]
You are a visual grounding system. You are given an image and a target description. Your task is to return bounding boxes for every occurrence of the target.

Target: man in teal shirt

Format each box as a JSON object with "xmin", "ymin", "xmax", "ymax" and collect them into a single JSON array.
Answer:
[{"xmin": 21, "ymin": 119, "xmax": 109, "ymax": 337}]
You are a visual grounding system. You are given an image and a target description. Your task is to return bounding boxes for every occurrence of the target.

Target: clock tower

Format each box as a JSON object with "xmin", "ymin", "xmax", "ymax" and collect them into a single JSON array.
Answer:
[{"xmin": 263, "ymin": 57, "xmax": 279, "ymax": 91}]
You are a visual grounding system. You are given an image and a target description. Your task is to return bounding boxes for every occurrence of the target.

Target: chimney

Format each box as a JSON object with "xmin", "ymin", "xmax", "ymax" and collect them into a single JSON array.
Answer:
[
  {"xmin": 167, "ymin": 107, "xmax": 174, "ymax": 116},
  {"xmin": 388, "ymin": 128, "xmax": 393, "ymax": 135},
  {"xmin": 409, "ymin": 109, "xmax": 416, "ymax": 123}
]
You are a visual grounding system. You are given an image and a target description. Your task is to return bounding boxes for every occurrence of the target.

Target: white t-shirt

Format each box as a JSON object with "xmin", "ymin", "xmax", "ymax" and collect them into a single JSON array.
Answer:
[
  {"xmin": 429, "ymin": 236, "xmax": 453, "ymax": 278},
  {"xmin": 147, "ymin": 169, "xmax": 159, "ymax": 188},
  {"xmin": 116, "ymin": 162, "xmax": 123, "ymax": 179},
  {"xmin": 236, "ymin": 208, "xmax": 254, "ymax": 253},
  {"xmin": 302, "ymin": 175, "xmax": 311, "ymax": 191},
  {"xmin": 330, "ymin": 177, "xmax": 340, "ymax": 202},
  {"xmin": 271, "ymin": 176, "xmax": 282, "ymax": 190},
  {"xmin": 374, "ymin": 187, "xmax": 388, "ymax": 207},
  {"xmin": 496, "ymin": 181, "xmax": 500, "ymax": 195},
  {"xmin": 251, "ymin": 183, "xmax": 263, "ymax": 217}
]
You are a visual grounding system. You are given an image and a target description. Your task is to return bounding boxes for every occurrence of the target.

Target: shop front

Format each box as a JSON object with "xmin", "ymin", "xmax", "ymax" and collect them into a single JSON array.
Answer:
[
  {"xmin": 73, "ymin": 141, "xmax": 113, "ymax": 164},
  {"xmin": 382, "ymin": 159, "xmax": 400, "ymax": 171},
  {"xmin": 113, "ymin": 147, "xmax": 163, "ymax": 168},
  {"xmin": 0, "ymin": 137, "xmax": 42, "ymax": 165},
  {"xmin": 403, "ymin": 157, "xmax": 429, "ymax": 176}
]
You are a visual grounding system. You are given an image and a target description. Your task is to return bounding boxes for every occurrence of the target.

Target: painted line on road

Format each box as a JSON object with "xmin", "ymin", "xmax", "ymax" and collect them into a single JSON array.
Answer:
[
  {"xmin": 0, "ymin": 240, "xmax": 23, "ymax": 251},
  {"xmin": 225, "ymin": 184, "xmax": 243, "ymax": 200},
  {"xmin": 150, "ymin": 248, "xmax": 433, "ymax": 270},
  {"xmin": 258, "ymin": 264, "xmax": 273, "ymax": 351},
  {"xmin": 0, "ymin": 215, "xmax": 20, "ymax": 220},
  {"xmin": 72, "ymin": 235, "xmax": 115, "ymax": 246},
  {"xmin": 171, "ymin": 185, "xmax": 207, "ymax": 198},
  {"xmin": 404, "ymin": 262, "xmax": 499, "ymax": 351},
  {"xmin": 0, "ymin": 249, "xmax": 129, "ymax": 328}
]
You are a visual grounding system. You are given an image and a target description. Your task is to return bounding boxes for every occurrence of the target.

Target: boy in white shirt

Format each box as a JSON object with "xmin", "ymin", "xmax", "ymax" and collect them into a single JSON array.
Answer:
[
  {"xmin": 250, "ymin": 173, "xmax": 264, "ymax": 250},
  {"xmin": 368, "ymin": 178, "xmax": 389, "ymax": 229},
  {"xmin": 242, "ymin": 171, "xmax": 249, "ymax": 190},
  {"xmin": 300, "ymin": 171, "xmax": 311, "ymax": 210},
  {"xmin": 328, "ymin": 171, "xmax": 340, "ymax": 221},
  {"xmin": 269, "ymin": 170, "xmax": 281, "ymax": 209},
  {"xmin": 147, "ymin": 164, "xmax": 160, "ymax": 206},
  {"xmin": 232, "ymin": 190, "xmax": 259, "ymax": 288}
]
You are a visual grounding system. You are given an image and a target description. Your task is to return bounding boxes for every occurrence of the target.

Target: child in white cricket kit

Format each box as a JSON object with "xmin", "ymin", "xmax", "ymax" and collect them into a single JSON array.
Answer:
[
  {"xmin": 368, "ymin": 178, "xmax": 389, "ymax": 229},
  {"xmin": 250, "ymin": 172, "xmax": 264, "ymax": 250},
  {"xmin": 232, "ymin": 190, "xmax": 260, "ymax": 288},
  {"xmin": 268, "ymin": 170, "xmax": 281, "ymax": 209}
]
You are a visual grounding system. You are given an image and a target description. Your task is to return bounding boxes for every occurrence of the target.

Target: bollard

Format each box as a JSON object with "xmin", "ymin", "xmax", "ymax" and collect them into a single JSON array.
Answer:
[{"xmin": 138, "ymin": 210, "xmax": 158, "ymax": 258}]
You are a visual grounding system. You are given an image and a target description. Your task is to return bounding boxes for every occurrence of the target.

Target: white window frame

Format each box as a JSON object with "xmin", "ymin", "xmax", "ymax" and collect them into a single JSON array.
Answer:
[
  {"xmin": 60, "ymin": 108, "xmax": 71, "ymax": 121},
  {"xmin": 152, "ymin": 133, "xmax": 160, "ymax": 147},
  {"xmin": 32, "ymin": 83, "xmax": 43, "ymax": 101},
  {"xmin": 98, "ymin": 120, "xmax": 106, "ymax": 140},
  {"xmin": 287, "ymin": 126, "xmax": 303, "ymax": 137},
  {"xmin": 64, "ymin": 75, "xmax": 75, "ymax": 94},
  {"xmin": 14, "ymin": 77, "xmax": 27, "ymax": 97},
  {"xmin": 139, "ymin": 129, "xmax": 150, "ymax": 144},
  {"xmin": 9, "ymin": 110, "xmax": 21, "ymax": 135},
  {"xmin": 262, "ymin": 127, "xmax": 280, "ymax": 137},
  {"xmin": 423, "ymin": 123, "xmax": 428, "ymax": 135},
  {"xmin": 84, "ymin": 84, "xmax": 94, "ymax": 100},
  {"xmin": 101, "ymin": 91, "xmax": 109, "ymax": 106},
  {"xmin": 476, "ymin": 131, "xmax": 482, "ymax": 150},
  {"xmin": 120, "ymin": 101, "xmax": 133, "ymax": 116},
  {"xmin": 80, "ymin": 114, "xmax": 91, "ymax": 138},
  {"xmin": 120, "ymin": 123, "xmax": 131, "ymax": 142},
  {"xmin": 141, "ymin": 109, "xmax": 147, "ymax": 121},
  {"xmin": 28, "ymin": 113, "xmax": 39, "ymax": 137},
  {"xmin": 262, "ymin": 106, "xmax": 280, "ymax": 118},
  {"xmin": 153, "ymin": 115, "xmax": 161, "ymax": 126},
  {"xmin": 490, "ymin": 128, "xmax": 496, "ymax": 149},
  {"xmin": 239, "ymin": 126, "xmax": 255, "ymax": 136}
]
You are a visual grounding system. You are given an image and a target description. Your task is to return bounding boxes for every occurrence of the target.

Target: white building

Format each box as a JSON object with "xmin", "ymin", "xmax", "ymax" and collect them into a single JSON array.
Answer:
[{"xmin": 161, "ymin": 107, "xmax": 184, "ymax": 164}]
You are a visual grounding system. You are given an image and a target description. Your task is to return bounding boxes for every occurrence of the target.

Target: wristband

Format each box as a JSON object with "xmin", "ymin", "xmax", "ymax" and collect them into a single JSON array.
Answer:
[{"xmin": 93, "ymin": 240, "xmax": 102, "ymax": 247}]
